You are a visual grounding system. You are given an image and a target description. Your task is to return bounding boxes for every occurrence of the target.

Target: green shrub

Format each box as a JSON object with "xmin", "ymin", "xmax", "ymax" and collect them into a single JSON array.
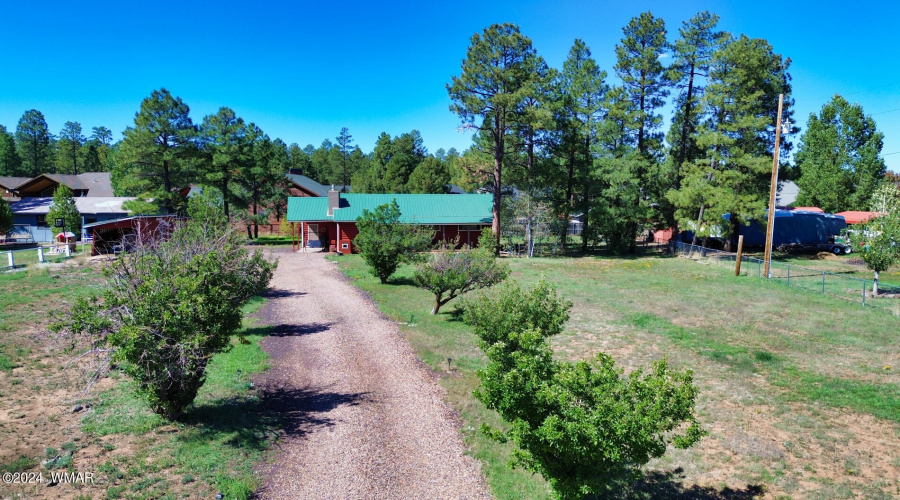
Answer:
[
  {"xmin": 57, "ymin": 193, "xmax": 275, "ymax": 420},
  {"xmin": 413, "ymin": 240, "xmax": 509, "ymax": 314},
  {"xmin": 354, "ymin": 200, "xmax": 434, "ymax": 283},
  {"xmin": 463, "ymin": 279, "xmax": 705, "ymax": 499}
]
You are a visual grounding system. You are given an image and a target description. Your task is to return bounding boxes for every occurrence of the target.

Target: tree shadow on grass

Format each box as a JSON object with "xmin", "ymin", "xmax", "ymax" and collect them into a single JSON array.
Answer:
[
  {"xmin": 623, "ymin": 468, "xmax": 764, "ymax": 500},
  {"xmin": 178, "ymin": 386, "xmax": 368, "ymax": 450}
]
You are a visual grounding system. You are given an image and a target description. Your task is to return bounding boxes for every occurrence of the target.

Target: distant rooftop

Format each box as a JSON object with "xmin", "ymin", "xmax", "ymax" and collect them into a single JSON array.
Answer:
[
  {"xmin": 10, "ymin": 196, "xmax": 134, "ymax": 215},
  {"xmin": 286, "ymin": 172, "xmax": 350, "ymax": 197}
]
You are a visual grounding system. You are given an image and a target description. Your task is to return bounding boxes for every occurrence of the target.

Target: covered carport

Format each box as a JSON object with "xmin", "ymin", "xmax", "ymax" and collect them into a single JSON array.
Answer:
[{"xmin": 83, "ymin": 216, "xmax": 178, "ymax": 256}]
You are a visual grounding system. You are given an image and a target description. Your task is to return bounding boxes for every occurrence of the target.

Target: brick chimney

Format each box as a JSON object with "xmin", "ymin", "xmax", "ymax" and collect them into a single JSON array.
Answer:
[{"xmin": 327, "ymin": 187, "xmax": 340, "ymax": 216}]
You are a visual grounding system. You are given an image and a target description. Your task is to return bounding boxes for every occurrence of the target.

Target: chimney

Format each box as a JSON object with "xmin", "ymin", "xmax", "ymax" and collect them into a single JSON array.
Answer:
[{"xmin": 327, "ymin": 188, "xmax": 340, "ymax": 216}]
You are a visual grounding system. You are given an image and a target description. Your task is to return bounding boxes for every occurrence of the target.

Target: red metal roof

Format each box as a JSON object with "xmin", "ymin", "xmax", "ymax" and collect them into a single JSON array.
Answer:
[{"xmin": 834, "ymin": 211, "xmax": 883, "ymax": 224}]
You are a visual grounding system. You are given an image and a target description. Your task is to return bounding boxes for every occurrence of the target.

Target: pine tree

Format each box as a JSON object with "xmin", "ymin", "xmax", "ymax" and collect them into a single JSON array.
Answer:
[
  {"xmin": 664, "ymin": 12, "xmax": 723, "ymax": 234},
  {"xmin": 200, "ymin": 107, "xmax": 253, "ymax": 218},
  {"xmin": 0, "ymin": 125, "xmax": 23, "ymax": 176},
  {"xmin": 57, "ymin": 121, "xmax": 85, "ymax": 174},
  {"xmin": 15, "ymin": 109, "xmax": 54, "ymax": 176},
  {"xmin": 555, "ymin": 39, "xmax": 607, "ymax": 252},
  {"xmin": 669, "ymin": 35, "xmax": 794, "ymax": 250},
  {"xmin": 117, "ymin": 89, "xmax": 198, "ymax": 214},
  {"xmin": 448, "ymin": 23, "xmax": 543, "ymax": 250}
]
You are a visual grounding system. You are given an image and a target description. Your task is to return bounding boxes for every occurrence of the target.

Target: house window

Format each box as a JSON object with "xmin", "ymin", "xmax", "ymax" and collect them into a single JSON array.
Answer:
[
  {"xmin": 36, "ymin": 215, "xmax": 48, "ymax": 228},
  {"xmin": 459, "ymin": 225, "xmax": 480, "ymax": 231},
  {"xmin": 341, "ymin": 242, "xmax": 349, "ymax": 249}
]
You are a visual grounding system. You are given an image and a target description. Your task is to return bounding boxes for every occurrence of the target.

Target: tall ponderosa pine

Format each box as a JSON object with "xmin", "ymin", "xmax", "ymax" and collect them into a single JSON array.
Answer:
[
  {"xmin": 15, "ymin": 109, "xmax": 55, "ymax": 176},
  {"xmin": 233, "ymin": 128, "xmax": 285, "ymax": 238},
  {"xmin": 448, "ymin": 23, "xmax": 542, "ymax": 250},
  {"xmin": 117, "ymin": 89, "xmax": 198, "ymax": 214},
  {"xmin": 612, "ymin": 12, "xmax": 669, "ymax": 251},
  {"xmin": 664, "ymin": 12, "xmax": 722, "ymax": 233},
  {"xmin": 795, "ymin": 95, "xmax": 886, "ymax": 212},
  {"xmin": 669, "ymin": 35, "xmax": 794, "ymax": 250},
  {"xmin": 0, "ymin": 125, "xmax": 23, "ymax": 176},
  {"xmin": 200, "ymin": 107, "xmax": 253, "ymax": 218},
  {"xmin": 336, "ymin": 127, "xmax": 354, "ymax": 188},
  {"xmin": 57, "ymin": 121, "xmax": 85, "ymax": 174},
  {"xmin": 555, "ymin": 39, "xmax": 608, "ymax": 252}
]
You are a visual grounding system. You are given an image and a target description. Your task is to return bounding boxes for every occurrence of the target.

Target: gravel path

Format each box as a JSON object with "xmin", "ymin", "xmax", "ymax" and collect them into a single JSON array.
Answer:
[{"xmin": 256, "ymin": 249, "xmax": 492, "ymax": 499}]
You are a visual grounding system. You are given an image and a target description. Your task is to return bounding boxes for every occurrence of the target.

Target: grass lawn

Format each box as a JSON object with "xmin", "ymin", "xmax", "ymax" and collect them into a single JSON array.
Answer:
[
  {"xmin": 0, "ymin": 260, "xmax": 279, "ymax": 500},
  {"xmin": 330, "ymin": 251, "xmax": 900, "ymax": 499}
]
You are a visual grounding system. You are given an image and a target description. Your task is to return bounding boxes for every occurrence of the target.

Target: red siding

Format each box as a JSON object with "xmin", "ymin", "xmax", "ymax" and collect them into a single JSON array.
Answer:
[{"xmin": 298, "ymin": 222, "xmax": 488, "ymax": 254}]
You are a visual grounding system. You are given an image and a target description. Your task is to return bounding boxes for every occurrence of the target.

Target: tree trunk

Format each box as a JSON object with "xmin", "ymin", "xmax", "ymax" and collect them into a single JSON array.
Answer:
[
  {"xmin": 492, "ymin": 115, "xmax": 503, "ymax": 255},
  {"xmin": 432, "ymin": 292, "xmax": 443, "ymax": 315},
  {"xmin": 561, "ymin": 150, "xmax": 575, "ymax": 252},
  {"xmin": 222, "ymin": 176, "xmax": 230, "ymax": 218},
  {"xmin": 873, "ymin": 270, "xmax": 879, "ymax": 296},
  {"xmin": 691, "ymin": 204, "xmax": 705, "ymax": 246},
  {"xmin": 162, "ymin": 159, "xmax": 173, "ymax": 214}
]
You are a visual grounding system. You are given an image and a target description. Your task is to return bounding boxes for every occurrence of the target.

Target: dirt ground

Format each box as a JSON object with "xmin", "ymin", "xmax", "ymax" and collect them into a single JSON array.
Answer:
[{"xmin": 254, "ymin": 249, "xmax": 490, "ymax": 499}]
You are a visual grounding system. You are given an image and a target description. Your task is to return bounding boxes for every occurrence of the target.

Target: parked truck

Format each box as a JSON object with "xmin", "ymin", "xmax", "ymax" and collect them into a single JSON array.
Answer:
[{"xmin": 727, "ymin": 210, "xmax": 851, "ymax": 254}]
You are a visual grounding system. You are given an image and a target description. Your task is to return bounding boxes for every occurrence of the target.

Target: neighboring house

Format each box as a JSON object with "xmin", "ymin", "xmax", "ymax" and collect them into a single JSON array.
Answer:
[
  {"xmin": 777, "ymin": 180, "xmax": 799, "ymax": 207},
  {"xmin": 286, "ymin": 190, "xmax": 492, "ymax": 253},
  {"xmin": 0, "ymin": 177, "xmax": 30, "ymax": 202},
  {"xmin": 11, "ymin": 172, "xmax": 114, "ymax": 198},
  {"xmin": 286, "ymin": 172, "xmax": 350, "ymax": 198},
  {"xmin": 10, "ymin": 197, "xmax": 135, "ymax": 243}
]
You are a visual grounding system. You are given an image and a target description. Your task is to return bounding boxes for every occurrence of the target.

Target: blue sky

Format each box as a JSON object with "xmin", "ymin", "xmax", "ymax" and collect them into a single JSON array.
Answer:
[{"xmin": 2, "ymin": 0, "xmax": 899, "ymax": 171}]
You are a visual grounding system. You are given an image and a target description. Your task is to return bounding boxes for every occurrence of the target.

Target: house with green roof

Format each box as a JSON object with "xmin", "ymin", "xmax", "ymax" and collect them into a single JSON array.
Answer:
[{"xmin": 286, "ymin": 190, "xmax": 492, "ymax": 253}]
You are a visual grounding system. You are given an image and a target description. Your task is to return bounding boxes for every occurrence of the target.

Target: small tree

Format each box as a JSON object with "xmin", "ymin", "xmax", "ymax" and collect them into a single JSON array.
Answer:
[
  {"xmin": 851, "ymin": 214, "xmax": 899, "ymax": 296},
  {"xmin": 56, "ymin": 193, "xmax": 275, "ymax": 420},
  {"xmin": 46, "ymin": 185, "xmax": 81, "ymax": 239},
  {"xmin": 0, "ymin": 197, "xmax": 13, "ymax": 236},
  {"xmin": 463, "ymin": 280, "xmax": 705, "ymax": 498},
  {"xmin": 414, "ymin": 237, "xmax": 509, "ymax": 314},
  {"xmin": 354, "ymin": 200, "xmax": 434, "ymax": 283}
]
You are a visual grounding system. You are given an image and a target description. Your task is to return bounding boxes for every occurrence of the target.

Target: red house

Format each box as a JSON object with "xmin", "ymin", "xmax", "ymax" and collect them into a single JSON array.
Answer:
[{"xmin": 286, "ymin": 190, "xmax": 493, "ymax": 253}]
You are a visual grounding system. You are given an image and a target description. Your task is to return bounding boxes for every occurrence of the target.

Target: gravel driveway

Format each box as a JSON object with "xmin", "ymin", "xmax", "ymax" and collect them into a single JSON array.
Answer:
[{"xmin": 255, "ymin": 249, "xmax": 491, "ymax": 499}]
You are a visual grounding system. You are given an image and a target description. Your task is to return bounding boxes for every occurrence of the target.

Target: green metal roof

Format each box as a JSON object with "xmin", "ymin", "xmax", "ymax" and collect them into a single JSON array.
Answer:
[{"xmin": 286, "ymin": 194, "xmax": 493, "ymax": 224}]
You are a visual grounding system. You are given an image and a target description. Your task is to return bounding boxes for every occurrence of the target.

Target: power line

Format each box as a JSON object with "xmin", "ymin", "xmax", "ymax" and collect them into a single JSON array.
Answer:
[
  {"xmin": 882, "ymin": 151, "xmax": 900, "ymax": 156},
  {"xmin": 871, "ymin": 106, "xmax": 900, "ymax": 116}
]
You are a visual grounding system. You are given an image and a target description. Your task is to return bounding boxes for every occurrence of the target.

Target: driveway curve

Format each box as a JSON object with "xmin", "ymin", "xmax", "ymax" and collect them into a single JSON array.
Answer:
[{"xmin": 256, "ymin": 249, "xmax": 491, "ymax": 499}]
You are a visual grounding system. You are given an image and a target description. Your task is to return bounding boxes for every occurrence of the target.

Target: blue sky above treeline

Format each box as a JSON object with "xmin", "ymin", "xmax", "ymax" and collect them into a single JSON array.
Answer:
[{"xmin": 2, "ymin": 0, "xmax": 898, "ymax": 171}]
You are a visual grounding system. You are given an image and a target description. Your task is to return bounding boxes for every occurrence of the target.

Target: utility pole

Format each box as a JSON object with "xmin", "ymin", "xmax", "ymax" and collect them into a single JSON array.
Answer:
[{"xmin": 763, "ymin": 94, "xmax": 784, "ymax": 279}]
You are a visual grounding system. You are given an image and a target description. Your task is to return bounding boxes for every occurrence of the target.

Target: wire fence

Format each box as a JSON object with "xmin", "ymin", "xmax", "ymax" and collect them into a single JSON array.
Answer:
[
  {"xmin": 674, "ymin": 241, "xmax": 900, "ymax": 311},
  {"xmin": 1, "ymin": 244, "xmax": 88, "ymax": 270}
]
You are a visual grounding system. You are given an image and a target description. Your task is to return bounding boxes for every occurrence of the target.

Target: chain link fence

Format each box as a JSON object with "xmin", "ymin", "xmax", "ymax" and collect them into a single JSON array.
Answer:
[{"xmin": 674, "ymin": 241, "xmax": 900, "ymax": 311}]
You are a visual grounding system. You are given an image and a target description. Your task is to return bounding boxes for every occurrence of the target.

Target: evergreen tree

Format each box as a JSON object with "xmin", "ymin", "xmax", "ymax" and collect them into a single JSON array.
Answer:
[
  {"xmin": 336, "ymin": 127, "xmax": 354, "ymax": 187},
  {"xmin": 0, "ymin": 125, "xmax": 23, "ymax": 176},
  {"xmin": 233, "ymin": 127, "xmax": 282, "ymax": 238},
  {"xmin": 664, "ymin": 12, "xmax": 723, "ymax": 233},
  {"xmin": 407, "ymin": 156, "xmax": 450, "ymax": 193},
  {"xmin": 613, "ymin": 12, "xmax": 670, "ymax": 251},
  {"xmin": 0, "ymin": 197, "xmax": 12, "ymax": 236},
  {"xmin": 668, "ymin": 35, "xmax": 794, "ymax": 250},
  {"xmin": 448, "ymin": 23, "xmax": 542, "ymax": 250},
  {"xmin": 555, "ymin": 39, "xmax": 608, "ymax": 252},
  {"xmin": 795, "ymin": 95, "xmax": 886, "ymax": 212},
  {"xmin": 200, "ymin": 107, "xmax": 253, "ymax": 218},
  {"xmin": 15, "ymin": 109, "xmax": 55, "ymax": 176},
  {"xmin": 352, "ymin": 132, "xmax": 392, "ymax": 193},
  {"xmin": 117, "ymin": 89, "xmax": 199, "ymax": 214},
  {"xmin": 90, "ymin": 126, "xmax": 113, "ymax": 145},
  {"xmin": 57, "ymin": 121, "xmax": 85, "ymax": 174}
]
